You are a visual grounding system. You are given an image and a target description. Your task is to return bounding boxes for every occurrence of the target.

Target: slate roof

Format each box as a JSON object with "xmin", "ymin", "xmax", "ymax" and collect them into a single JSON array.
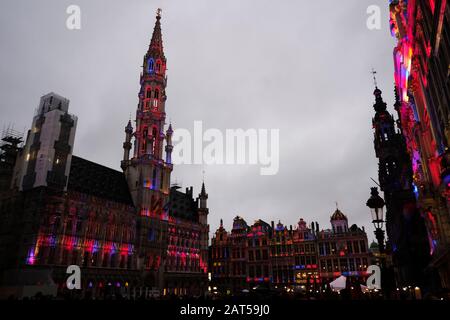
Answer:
[
  {"xmin": 169, "ymin": 186, "xmax": 198, "ymax": 222},
  {"xmin": 68, "ymin": 155, "xmax": 133, "ymax": 205}
]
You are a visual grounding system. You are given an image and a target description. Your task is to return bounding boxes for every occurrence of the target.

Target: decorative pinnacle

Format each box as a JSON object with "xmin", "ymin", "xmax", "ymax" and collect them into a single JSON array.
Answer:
[
  {"xmin": 371, "ymin": 68, "xmax": 378, "ymax": 88},
  {"xmin": 156, "ymin": 8, "xmax": 162, "ymax": 19},
  {"xmin": 166, "ymin": 122, "xmax": 173, "ymax": 134}
]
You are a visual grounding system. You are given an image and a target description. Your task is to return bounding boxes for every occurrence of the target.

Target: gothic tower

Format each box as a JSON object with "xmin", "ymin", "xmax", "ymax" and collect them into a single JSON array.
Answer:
[
  {"xmin": 198, "ymin": 182, "xmax": 209, "ymax": 225},
  {"xmin": 197, "ymin": 181, "xmax": 209, "ymax": 273},
  {"xmin": 122, "ymin": 10, "xmax": 173, "ymax": 287},
  {"xmin": 370, "ymin": 85, "xmax": 430, "ymax": 288}
]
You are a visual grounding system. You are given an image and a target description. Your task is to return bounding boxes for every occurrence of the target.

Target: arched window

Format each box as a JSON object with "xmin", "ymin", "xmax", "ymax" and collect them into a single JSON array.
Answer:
[
  {"xmin": 146, "ymin": 87, "xmax": 151, "ymax": 99},
  {"xmin": 148, "ymin": 59, "xmax": 154, "ymax": 73}
]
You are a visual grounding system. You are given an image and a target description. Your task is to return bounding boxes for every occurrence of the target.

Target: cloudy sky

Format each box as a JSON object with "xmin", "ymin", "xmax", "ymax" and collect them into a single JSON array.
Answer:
[{"xmin": 0, "ymin": 0, "xmax": 397, "ymax": 242}]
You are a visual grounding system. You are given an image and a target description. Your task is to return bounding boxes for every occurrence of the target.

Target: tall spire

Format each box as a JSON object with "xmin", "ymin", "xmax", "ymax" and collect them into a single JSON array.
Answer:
[
  {"xmin": 200, "ymin": 181, "xmax": 207, "ymax": 197},
  {"xmin": 125, "ymin": 119, "xmax": 133, "ymax": 133},
  {"xmin": 198, "ymin": 180, "xmax": 208, "ymax": 211},
  {"xmin": 148, "ymin": 8, "xmax": 165, "ymax": 59}
]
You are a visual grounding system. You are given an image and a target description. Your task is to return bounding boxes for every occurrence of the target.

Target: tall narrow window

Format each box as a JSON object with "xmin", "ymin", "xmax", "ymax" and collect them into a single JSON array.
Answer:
[
  {"xmin": 152, "ymin": 168, "xmax": 157, "ymax": 189},
  {"xmin": 146, "ymin": 88, "xmax": 152, "ymax": 99},
  {"xmin": 156, "ymin": 61, "xmax": 161, "ymax": 73},
  {"xmin": 152, "ymin": 127, "xmax": 157, "ymax": 154},
  {"xmin": 142, "ymin": 128, "xmax": 148, "ymax": 153},
  {"xmin": 153, "ymin": 89, "xmax": 159, "ymax": 110},
  {"xmin": 148, "ymin": 59, "xmax": 154, "ymax": 73}
]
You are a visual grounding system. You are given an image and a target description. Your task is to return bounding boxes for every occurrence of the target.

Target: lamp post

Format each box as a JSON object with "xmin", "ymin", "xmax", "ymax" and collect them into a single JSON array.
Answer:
[
  {"xmin": 366, "ymin": 187, "xmax": 386, "ymax": 253},
  {"xmin": 366, "ymin": 187, "xmax": 393, "ymax": 299}
]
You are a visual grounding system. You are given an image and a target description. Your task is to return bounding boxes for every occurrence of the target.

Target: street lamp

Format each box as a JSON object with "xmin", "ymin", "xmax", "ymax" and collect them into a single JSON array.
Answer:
[{"xmin": 366, "ymin": 187, "xmax": 385, "ymax": 253}]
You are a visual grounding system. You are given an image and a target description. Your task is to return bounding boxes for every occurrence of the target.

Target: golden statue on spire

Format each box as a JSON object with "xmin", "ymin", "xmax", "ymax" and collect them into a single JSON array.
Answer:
[{"xmin": 371, "ymin": 68, "xmax": 378, "ymax": 88}]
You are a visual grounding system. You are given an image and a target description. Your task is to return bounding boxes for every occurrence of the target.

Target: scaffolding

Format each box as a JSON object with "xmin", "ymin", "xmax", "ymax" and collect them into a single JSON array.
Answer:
[{"xmin": 0, "ymin": 126, "xmax": 24, "ymax": 161}]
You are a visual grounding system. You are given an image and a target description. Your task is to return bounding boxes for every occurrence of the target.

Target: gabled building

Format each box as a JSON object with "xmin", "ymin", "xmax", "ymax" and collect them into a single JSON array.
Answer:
[
  {"xmin": 209, "ymin": 209, "xmax": 370, "ymax": 295},
  {"xmin": 317, "ymin": 209, "xmax": 370, "ymax": 286}
]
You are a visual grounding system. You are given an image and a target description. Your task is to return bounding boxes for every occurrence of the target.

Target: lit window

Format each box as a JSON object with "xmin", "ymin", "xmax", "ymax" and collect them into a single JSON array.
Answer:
[
  {"xmin": 148, "ymin": 59, "xmax": 154, "ymax": 73},
  {"xmin": 153, "ymin": 89, "xmax": 159, "ymax": 110}
]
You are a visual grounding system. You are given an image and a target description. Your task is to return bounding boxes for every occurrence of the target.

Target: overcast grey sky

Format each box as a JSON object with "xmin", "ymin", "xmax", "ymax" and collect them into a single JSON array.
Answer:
[{"xmin": 0, "ymin": 0, "xmax": 397, "ymax": 242}]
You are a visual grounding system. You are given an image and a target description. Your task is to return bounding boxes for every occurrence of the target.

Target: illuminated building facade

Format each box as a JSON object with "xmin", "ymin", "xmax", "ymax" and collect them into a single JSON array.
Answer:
[
  {"xmin": 229, "ymin": 216, "xmax": 249, "ymax": 293},
  {"xmin": 317, "ymin": 210, "xmax": 370, "ymax": 287},
  {"xmin": 370, "ymin": 84, "xmax": 431, "ymax": 289},
  {"xmin": 0, "ymin": 11, "xmax": 209, "ymax": 298},
  {"xmin": 163, "ymin": 185, "xmax": 209, "ymax": 296},
  {"xmin": 247, "ymin": 220, "xmax": 271, "ymax": 288},
  {"xmin": 291, "ymin": 219, "xmax": 320, "ymax": 290},
  {"xmin": 209, "ymin": 219, "xmax": 231, "ymax": 294},
  {"xmin": 389, "ymin": 0, "xmax": 450, "ymax": 289},
  {"xmin": 210, "ymin": 210, "xmax": 370, "ymax": 294}
]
